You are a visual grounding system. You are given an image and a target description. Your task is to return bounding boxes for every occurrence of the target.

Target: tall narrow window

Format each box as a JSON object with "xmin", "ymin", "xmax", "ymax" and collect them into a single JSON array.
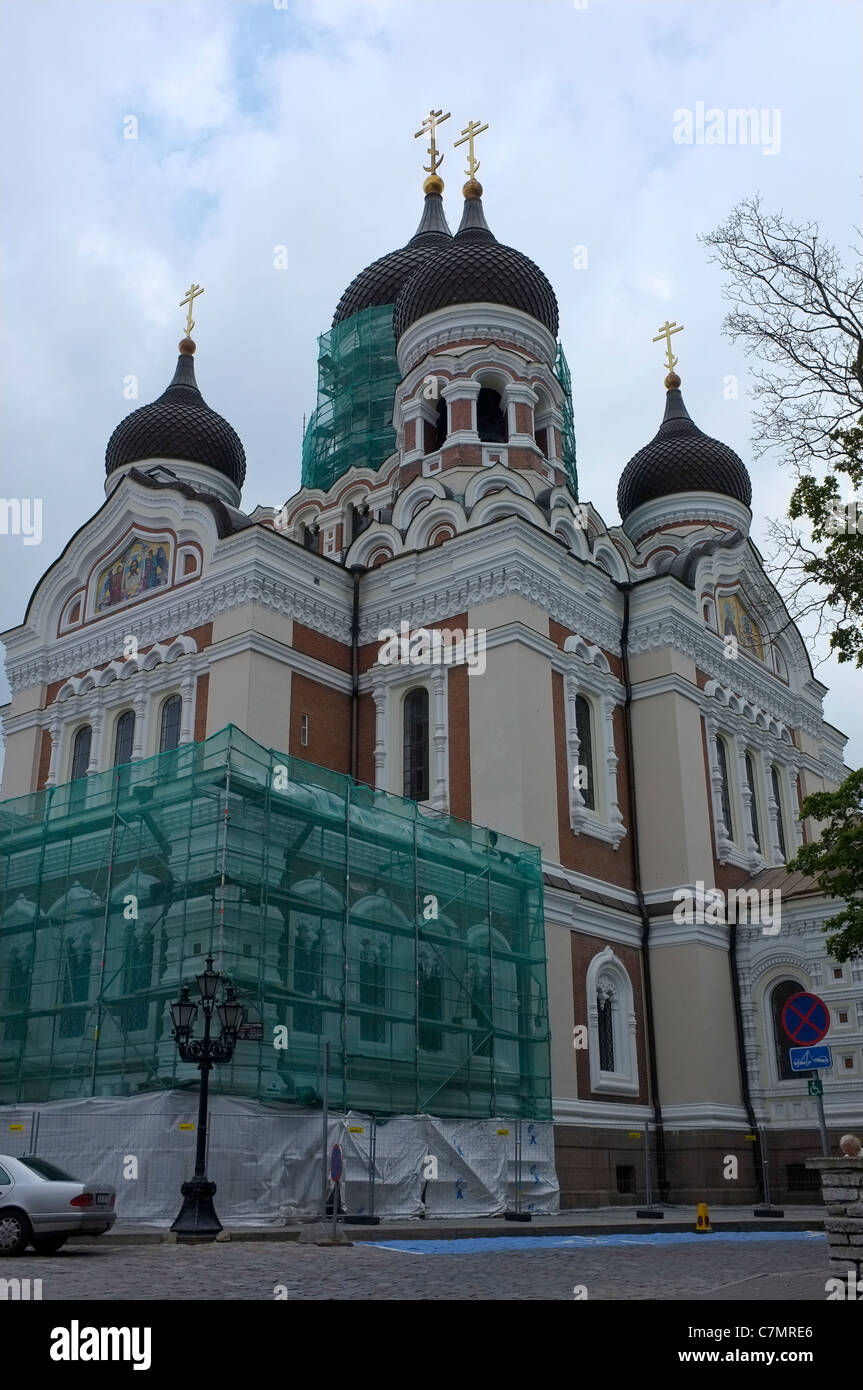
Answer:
[
  {"xmin": 159, "ymin": 695, "xmax": 182, "ymax": 754},
  {"xmin": 771, "ymin": 765, "xmax": 788, "ymax": 861},
  {"xmin": 745, "ymin": 752, "xmax": 761, "ymax": 851},
  {"xmin": 71, "ymin": 726, "xmax": 91, "ymax": 781},
  {"xmin": 716, "ymin": 736, "xmax": 734, "ymax": 840},
  {"xmin": 433, "ymin": 396, "xmax": 448, "ymax": 451},
  {"xmin": 113, "ymin": 710, "xmax": 135, "ymax": 768},
  {"xmin": 58, "ymin": 938, "xmax": 91, "ymax": 1038},
  {"xmin": 359, "ymin": 939, "xmax": 385, "ymax": 1043},
  {"xmin": 771, "ymin": 979, "xmax": 801, "ymax": 1081},
  {"xmin": 123, "ymin": 930, "xmax": 153, "ymax": 1031},
  {"xmin": 597, "ymin": 980, "xmax": 615, "ymax": 1071},
  {"xmin": 575, "ymin": 695, "xmax": 595, "ymax": 811},
  {"xmin": 293, "ymin": 923, "xmax": 322, "ymax": 1034},
  {"xmin": 403, "ymin": 688, "xmax": 430, "ymax": 802},
  {"xmin": 477, "ymin": 387, "xmax": 507, "ymax": 443},
  {"xmin": 418, "ymin": 962, "xmax": 443, "ymax": 1053}
]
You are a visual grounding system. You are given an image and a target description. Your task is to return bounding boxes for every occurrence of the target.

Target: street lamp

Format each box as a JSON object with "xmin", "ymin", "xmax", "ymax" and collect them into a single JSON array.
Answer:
[{"xmin": 169, "ymin": 956, "xmax": 246, "ymax": 1242}]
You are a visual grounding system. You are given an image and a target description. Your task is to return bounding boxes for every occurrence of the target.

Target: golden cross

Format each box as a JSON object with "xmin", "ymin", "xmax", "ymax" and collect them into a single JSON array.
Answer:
[
  {"xmin": 414, "ymin": 108, "xmax": 450, "ymax": 176},
  {"xmin": 180, "ymin": 282, "xmax": 205, "ymax": 337},
  {"xmin": 454, "ymin": 118, "xmax": 489, "ymax": 180},
  {"xmin": 652, "ymin": 319, "xmax": 684, "ymax": 372}
]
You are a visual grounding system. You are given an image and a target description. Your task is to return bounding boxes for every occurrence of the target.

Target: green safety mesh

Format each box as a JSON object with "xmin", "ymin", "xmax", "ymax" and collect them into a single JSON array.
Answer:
[
  {"xmin": 301, "ymin": 305, "xmax": 400, "ymax": 493},
  {"xmin": 0, "ymin": 726, "xmax": 551, "ymax": 1118},
  {"xmin": 555, "ymin": 343, "xmax": 578, "ymax": 498}
]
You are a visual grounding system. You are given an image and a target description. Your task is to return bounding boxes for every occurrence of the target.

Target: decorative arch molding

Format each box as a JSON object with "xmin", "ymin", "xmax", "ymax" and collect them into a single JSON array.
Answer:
[
  {"xmin": 391, "ymin": 478, "xmax": 448, "ymax": 532},
  {"xmin": 56, "ymin": 635, "xmax": 198, "ymax": 701},
  {"xmin": 590, "ymin": 541, "xmax": 628, "ymax": 583},
  {"xmin": 585, "ymin": 945, "xmax": 639, "ymax": 1095},
  {"xmin": 466, "ymin": 493, "xmax": 547, "ymax": 532},
  {"xmin": 344, "ymin": 524, "xmax": 403, "ymax": 568},
  {"xmin": 562, "ymin": 634, "xmax": 611, "ymax": 674},
  {"xmin": 404, "ymin": 500, "xmax": 467, "ymax": 551},
  {"xmin": 750, "ymin": 956, "xmax": 811, "ymax": 989},
  {"xmin": 464, "ymin": 465, "xmax": 534, "ymax": 509}
]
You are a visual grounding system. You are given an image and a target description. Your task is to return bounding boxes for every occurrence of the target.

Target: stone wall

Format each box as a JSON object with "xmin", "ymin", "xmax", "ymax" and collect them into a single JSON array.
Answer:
[{"xmin": 807, "ymin": 1157, "xmax": 863, "ymax": 1278}]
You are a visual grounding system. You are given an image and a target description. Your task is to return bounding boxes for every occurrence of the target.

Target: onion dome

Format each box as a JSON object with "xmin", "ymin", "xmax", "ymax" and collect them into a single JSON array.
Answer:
[
  {"xmin": 393, "ymin": 180, "xmax": 559, "ymax": 340},
  {"xmin": 332, "ymin": 182, "xmax": 453, "ymax": 326},
  {"xmin": 105, "ymin": 338, "xmax": 246, "ymax": 491},
  {"xmin": 617, "ymin": 373, "xmax": 751, "ymax": 520}
]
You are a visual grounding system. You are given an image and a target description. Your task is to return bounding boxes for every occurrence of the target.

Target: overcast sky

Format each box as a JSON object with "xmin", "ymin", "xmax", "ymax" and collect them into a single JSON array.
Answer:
[{"xmin": 1, "ymin": 0, "xmax": 861, "ymax": 771}]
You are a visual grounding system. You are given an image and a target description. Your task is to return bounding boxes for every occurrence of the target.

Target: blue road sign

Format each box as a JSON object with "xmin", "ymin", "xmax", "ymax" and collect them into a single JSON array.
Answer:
[
  {"xmin": 790, "ymin": 1045, "xmax": 832, "ymax": 1072},
  {"xmin": 330, "ymin": 1143, "xmax": 343, "ymax": 1183}
]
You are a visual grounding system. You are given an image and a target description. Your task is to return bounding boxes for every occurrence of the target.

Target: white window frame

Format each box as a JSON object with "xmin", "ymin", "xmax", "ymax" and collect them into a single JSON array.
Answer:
[
  {"xmin": 562, "ymin": 656, "xmax": 625, "ymax": 848},
  {"xmin": 586, "ymin": 945, "xmax": 639, "ymax": 1096}
]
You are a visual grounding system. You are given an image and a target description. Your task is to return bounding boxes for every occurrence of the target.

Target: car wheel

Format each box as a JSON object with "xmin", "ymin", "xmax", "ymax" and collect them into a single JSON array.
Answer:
[
  {"xmin": 0, "ymin": 1210, "xmax": 32, "ymax": 1256},
  {"xmin": 30, "ymin": 1235, "xmax": 68, "ymax": 1254}
]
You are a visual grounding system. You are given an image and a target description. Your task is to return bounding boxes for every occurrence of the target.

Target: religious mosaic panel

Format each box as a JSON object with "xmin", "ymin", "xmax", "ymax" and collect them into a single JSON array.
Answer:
[
  {"xmin": 95, "ymin": 537, "xmax": 171, "ymax": 613},
  {"xmin": 719, "ymin": 592, "xmax": 764, "ymax": 661}
]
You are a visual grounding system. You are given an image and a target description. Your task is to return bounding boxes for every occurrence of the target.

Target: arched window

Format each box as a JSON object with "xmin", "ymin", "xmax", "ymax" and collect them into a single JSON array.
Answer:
[
  {"xmin": 575, "ymin": 695, "xmax": 595, "ymax": 811},
  {"xmin": 771, "ymin": 765, "xmax": 788, "ymax": 861},
  {"xmin": 113, "ymin": 710, "xmax": 135, "ymax": 768},
  {"xmin": 771, "ymin": 978, "xmax": 803, "ymax": 1081},
  {"xmin": 586, "ymin": 946, "xmax": 639, "ymax": 1095},
  {"xmin": 597, "ymin": 977, "xmax": 615, "ymax": 1070},
  {"xmin": 403, "ymin": 688, "xmax": 430, "ymax": 801},
  {"xmin": 71, "ymin": 726, "xmax": 91, "ymax": 781},
  {"xmin": 477, "ymin": 387, "xmax": 507, "ymax": 443},
  {"xmin": 716, "ymin": 736, "xmax": 734, "ymax": 840},
  {"xmin": 159, "ymin": 695, "xmax": 182, "ymax": 754},
  {"xmin": 433, "ymin": 396, "xmax": 448, "ymax": 451},
  {"xmin": 745, "ymin": 752, "xmax": 761, "ymax": 851}
]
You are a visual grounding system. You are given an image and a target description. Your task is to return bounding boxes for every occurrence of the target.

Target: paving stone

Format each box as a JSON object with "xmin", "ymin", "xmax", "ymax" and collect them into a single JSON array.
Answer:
[{"xmin": 2, "ymin": 1236, "xmax": 831, "ymax": 1302}]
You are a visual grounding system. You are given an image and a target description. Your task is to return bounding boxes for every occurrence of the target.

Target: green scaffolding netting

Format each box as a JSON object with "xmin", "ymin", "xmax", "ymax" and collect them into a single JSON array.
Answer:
[
  {"xmin": 301, "ymin": 305, "xmax": 400, "ymax": 493},
  {"xmin": 555, "ymin": 343, "xmax": 578, "ymax": 498},
  {"xmin": 0, "ymin": 727, "xmax": 551, "ymax": 1119}
]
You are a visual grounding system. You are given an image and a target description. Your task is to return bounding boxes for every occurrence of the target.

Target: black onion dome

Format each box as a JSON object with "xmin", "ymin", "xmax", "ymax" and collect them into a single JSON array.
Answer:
[
  {"xmin": 332, "ymin": 192, "xmax": 452, "ymax": 326},
  {"xmin": 105, "ymin": 348, "xmax": 246, "ymax": 489},
  {"xmin": 617, "ymin": 385, "xmax": 751, "ymax": 520},
  {"xmin": 393, "ymin": 189, "xmax": 559, "ymax": 339}
]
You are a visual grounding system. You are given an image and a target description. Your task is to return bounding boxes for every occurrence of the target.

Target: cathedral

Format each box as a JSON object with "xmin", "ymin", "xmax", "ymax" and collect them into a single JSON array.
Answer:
[{"xmin": 0, "ymin": 115, "xmax": 858, "ymax": 1214}]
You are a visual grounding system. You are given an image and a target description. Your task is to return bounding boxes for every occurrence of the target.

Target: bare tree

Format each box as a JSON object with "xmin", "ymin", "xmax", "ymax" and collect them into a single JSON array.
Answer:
[{"xmin": 701, "ymin": 198, "xmax": 863, "ymax": 665}]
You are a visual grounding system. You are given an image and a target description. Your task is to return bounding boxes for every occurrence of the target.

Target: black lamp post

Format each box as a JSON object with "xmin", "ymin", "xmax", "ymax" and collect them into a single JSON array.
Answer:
[{"xmin": 169, "ymin": 957, "xmax": 246, "ymax": 1242}]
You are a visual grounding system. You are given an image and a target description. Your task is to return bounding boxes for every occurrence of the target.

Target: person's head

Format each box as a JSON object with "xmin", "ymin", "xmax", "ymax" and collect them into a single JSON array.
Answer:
[{"xmin": 839, "ymin": 1134, "xmax": 862, "ymax": 1156}]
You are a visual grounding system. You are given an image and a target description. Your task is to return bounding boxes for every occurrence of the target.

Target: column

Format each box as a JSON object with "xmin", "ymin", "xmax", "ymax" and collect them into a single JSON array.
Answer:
[
  {"xmin": 180, "ymin": 669, "xmax": 196, "ymax": 744},
  {"xmin": 372, "ymin": 684, "xmax": 387, "ymax": 792},
  {"xmin": 441, "ymin": 379, "xmax": 481, "ymax": 445},
  {"xmin": 761, "ymin": 747, "xmax": 783, "ymax": 865},
  {"xmin": 734, "ymin": 735, "xmax": 759, "ymax": 864},
  {"xmin": 46, "ymin": 710, "xmax": 62, "ymax": 788},
  {"xmin": 87, "ymin": 706, "xmax": 105, "ymax": 775},
  {"xmin": 501, "ymin": 382, "xmax": 539, "ymax": 448},
  {"xmin": 564, "ymin": 672, "xmax": 585, "ymax": 823},
  {"xmin": 132, "ymin": 686, "xmax": 148, "ymax": 760},
  {"xmin": 601, "ymin": 693, "xmax": 625, "ymax": 845},
  {"xmin": 431, "ymin": 668, "xmax": 448, "ymax": 813}
]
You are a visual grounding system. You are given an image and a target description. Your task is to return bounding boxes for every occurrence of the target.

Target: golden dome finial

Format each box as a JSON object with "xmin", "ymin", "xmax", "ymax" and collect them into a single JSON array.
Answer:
[
  {"xmin": 462, "ymin": 177, "xmax": 483, "ymax": 200},
  {"xmin": 454, "ymin": 117, "xmax": 489, "ymax": 182},
  {"xmin": 415, "ymin": 108, "xmax": 450, "ymax": 192},
  {"xmin": 652, "ymin": 318, "xmax": 684, "ymax": 386},
  {"xmin": 177, "ymin": 279, "xmax": 204, "ymax": 339}
]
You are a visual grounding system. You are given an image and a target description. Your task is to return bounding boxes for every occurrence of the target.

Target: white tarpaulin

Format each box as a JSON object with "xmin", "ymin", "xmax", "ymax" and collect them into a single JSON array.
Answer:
[{"xmin": 0, "ymin": 1092, "xmax": 559, "ymax": 1223}]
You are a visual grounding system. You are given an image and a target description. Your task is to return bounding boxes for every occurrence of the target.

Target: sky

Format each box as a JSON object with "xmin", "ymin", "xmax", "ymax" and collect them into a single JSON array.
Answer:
[{"xmin": 1, "ymin": 0, "xmax": 861, "ymax": 768}]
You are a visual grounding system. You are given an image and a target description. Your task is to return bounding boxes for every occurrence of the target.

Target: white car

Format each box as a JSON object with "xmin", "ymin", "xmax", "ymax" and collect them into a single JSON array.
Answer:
[{"xmin": 0, "ymin": 1154, "xmax": 116, "ymax": 1255}]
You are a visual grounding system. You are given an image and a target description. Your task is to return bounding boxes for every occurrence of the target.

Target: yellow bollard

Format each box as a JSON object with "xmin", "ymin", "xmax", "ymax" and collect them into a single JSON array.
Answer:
[{"xmin": 695, "ymin": 1201, "xmax": 712, "ymax": 1233}]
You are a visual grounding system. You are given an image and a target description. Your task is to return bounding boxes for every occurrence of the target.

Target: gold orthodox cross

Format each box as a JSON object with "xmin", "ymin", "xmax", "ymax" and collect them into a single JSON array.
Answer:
[
  {"xmin": 652, "ymin": 319, "xmax": 684, "ymax": 372},
  {"xmin": 180, "ymin": 283, "xmax": 205, "ymax": 337},
  {"xmin": 454, "ymin": 118, "xmax": 489, "ymax": 180},
  {"xmin": 414, "ymin": 108, "xmax": 450, "ymax": 176}
]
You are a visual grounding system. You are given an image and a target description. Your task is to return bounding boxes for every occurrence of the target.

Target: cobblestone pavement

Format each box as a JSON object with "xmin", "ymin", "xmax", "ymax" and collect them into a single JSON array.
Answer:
[{"xmin": 6, "ymin": 1236, "xmax": 830, "ymax": 1300}]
